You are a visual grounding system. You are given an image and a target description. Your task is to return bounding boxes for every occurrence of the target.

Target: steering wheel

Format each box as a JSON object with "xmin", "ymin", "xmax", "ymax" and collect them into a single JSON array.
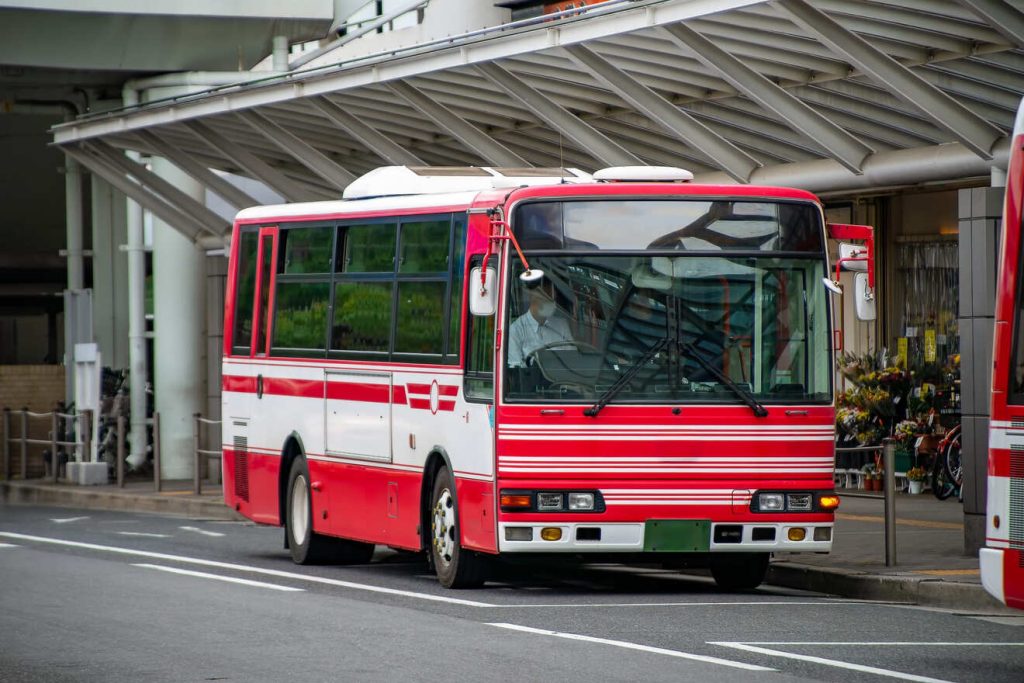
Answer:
[{"xmin": 526, "ymin": 340, "xmax": 600, "ymax": 366}]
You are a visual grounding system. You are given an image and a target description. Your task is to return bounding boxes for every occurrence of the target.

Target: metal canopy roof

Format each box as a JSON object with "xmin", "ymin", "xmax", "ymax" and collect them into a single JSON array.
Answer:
[{"xmin": 51, "ymin": 0, "xmax": 1024, "ymax": 242}]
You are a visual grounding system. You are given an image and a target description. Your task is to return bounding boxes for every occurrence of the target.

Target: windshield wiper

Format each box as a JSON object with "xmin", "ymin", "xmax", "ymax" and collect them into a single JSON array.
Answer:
[
  {"xmin": 679, "ymin": 341, "xmax": 768, "ymax": 417},
  {"xmin": 584, "ymin": 337, "xmax": 670, "ymax": 417}
]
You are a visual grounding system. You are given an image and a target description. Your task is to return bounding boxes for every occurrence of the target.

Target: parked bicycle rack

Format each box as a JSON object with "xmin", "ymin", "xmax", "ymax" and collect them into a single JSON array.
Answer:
[{"xmin": 193, "ymin": 413, "xmax": 222, "ymax": 495}]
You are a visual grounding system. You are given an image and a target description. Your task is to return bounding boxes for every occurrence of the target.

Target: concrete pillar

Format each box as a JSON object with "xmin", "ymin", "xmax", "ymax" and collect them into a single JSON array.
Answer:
[
  {"xmin": 65, "ymin": 156, "xmax": 85, "ymax": 291},
  {"xmin": 91, "ymin": 176, "xmax": 129, "ymax": 369},
  {"xmin": 958, "ymin": 185, "xmax": 1005, "ymax": 555},
  {"xmin": 151, "ymin": 157, "xmax": 204, "ymax": 480}
]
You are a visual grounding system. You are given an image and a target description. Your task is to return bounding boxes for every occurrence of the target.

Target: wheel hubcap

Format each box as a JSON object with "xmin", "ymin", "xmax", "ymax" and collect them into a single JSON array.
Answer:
[
  {"xmin": 432, "ymin": 488, "xmax": 456, "ymax": 566},
  {"xmin": 290, "ymin": 474, "xmax": 309, "ymax": 544}
]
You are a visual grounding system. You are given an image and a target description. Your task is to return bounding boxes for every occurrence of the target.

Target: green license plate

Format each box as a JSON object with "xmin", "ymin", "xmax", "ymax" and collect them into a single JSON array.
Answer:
[{"xmin": 643, "ymin": 520, "xmax": 711, "ymax": 552}]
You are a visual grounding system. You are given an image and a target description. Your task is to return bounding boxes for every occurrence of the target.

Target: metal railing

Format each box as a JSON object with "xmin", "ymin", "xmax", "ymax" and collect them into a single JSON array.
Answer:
[
  {"xmin": 2, "ymin": 406, "xmax": 91, "ymax": 483},
  {"xmin": 112, "ymin": 412, "xmax": 162, "ymax": 492},
  {"xmin": 835, "ymin": 441, "xmax": 898, "ymax": 567},
  {"xmin": 193, "ymin": 413, "xmax": 222, "ymax": 495}
]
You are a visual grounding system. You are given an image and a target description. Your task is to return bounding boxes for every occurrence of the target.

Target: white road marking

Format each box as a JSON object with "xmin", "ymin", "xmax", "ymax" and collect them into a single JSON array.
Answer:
[
  {"xmin": 134, "ymin": 563, "xmax": 304, "ymax": 592},
  {"xmin": 117, "ymin": 532, "xmax": 172, "ymax": 538},
  {"xmin": 0, "ymin": 532, "xmax": 494, "ymax": 608},
  {"xmin": 489, "ymin": 623, "xmax": 774, "ymax": 672},
  {"xmin": 0, "ymin": 543, "xmax": 19, "ymax": 548},
  {"xmin": 51, "ymin": 517, "xmax": 89, "ymax": 524},
  {"xmin": 179, "ymin": 526, "xmax": 225, "ymax": 537},
  {"xmin": 711, "ymin": 642, "xmax": 961, "ymax": 683},
  {"xmin": 495, "ymin": 600, "xmax": 850, "ymax": 608},
  {"xmin": 722, "ymin": 642, "xmax": 1024, "ymax": 646}
]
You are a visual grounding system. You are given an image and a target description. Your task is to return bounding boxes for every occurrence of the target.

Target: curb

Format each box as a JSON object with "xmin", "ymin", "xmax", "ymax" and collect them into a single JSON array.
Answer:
[
  {"xmin": 767, "ymin": 561, "xmax": 1015, "ymax": 613},
  {"xmin": 1, "ymin": 482, "xmax": 244, "ymax": 522}
]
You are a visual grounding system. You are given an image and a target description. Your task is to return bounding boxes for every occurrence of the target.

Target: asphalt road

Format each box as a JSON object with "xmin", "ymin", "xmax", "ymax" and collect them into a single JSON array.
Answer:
[{"xmin": 1, "ymin": 504, "xmax": 1022, "ymax": 683}]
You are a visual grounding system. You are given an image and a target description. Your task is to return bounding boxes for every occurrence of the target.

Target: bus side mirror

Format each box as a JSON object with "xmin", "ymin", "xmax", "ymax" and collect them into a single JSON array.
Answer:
[
  {"xmin": 854, "ymin": 272, "xmax": 876, "ymax": 321},
  {"xmin": 469, "ymin": 266, "xmax": 497, "ymax": 316}
]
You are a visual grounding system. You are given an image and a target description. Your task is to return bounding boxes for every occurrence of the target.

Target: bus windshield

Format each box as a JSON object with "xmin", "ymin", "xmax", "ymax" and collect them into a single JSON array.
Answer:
[{"xmin": 503, "ymin": 221, "xmax": 832, "ymax": 406}]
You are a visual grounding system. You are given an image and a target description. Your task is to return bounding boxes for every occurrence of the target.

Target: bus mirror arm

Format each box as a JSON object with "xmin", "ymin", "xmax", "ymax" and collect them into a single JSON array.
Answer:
[
  {"xmin": 486, "ymin": 209, "xmax": 544, "ymax": 287},
  {"xmin": 827, "ymin": 223, "xmax": 875, "ymax": 291}
]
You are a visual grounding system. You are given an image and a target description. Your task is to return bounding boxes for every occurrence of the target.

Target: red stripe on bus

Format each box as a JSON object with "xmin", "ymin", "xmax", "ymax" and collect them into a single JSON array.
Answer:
[
  {"xmin": 223, "ymin": 375, "xmax": 257, "ymax": 393},
  {"xmin": 406, "ymin": 383, "xmax": 459, "ymax": 397},
  {"xmin": 326, "ymin": 381, "xmax": 391, "ymax": 403},
  {"xmin": 393, "ymin": 385, "xmax": 407, "ymax": 405}
]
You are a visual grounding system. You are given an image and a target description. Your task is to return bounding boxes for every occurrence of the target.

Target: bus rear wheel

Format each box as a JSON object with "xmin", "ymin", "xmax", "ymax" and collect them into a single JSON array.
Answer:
[
  {"xmin": 286, "ymin": 457, "xmax": 374, "ymax": 565},
  {"xmin": 429, "ymin": 468, "xmax": 487, "ymax": 588},
  {"xmin": 709, "ymin": 552, "xmax": 769, "ymax": 590}
]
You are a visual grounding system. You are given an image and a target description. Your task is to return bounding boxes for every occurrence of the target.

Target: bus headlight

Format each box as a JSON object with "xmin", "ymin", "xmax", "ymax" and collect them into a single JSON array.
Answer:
[
  {"xmin": 568, "ymin": 492, "xmax": 595, "ymax": 511},
  {"xmin": 758, "ymin": 493, "xmax": 785, "ymax": 511}
]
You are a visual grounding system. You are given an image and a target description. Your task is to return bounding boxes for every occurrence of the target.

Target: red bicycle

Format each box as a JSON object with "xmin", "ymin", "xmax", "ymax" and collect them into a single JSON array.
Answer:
[{"xmin": 931, "ymin": 424, "xmax": 962, "ymax": 500}]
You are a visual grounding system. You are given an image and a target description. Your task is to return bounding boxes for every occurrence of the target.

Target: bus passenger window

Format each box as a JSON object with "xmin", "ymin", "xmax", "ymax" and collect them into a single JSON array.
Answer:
[{"xmin": 232, "ymin": 230, "xmax": 259, "ymax": 354}]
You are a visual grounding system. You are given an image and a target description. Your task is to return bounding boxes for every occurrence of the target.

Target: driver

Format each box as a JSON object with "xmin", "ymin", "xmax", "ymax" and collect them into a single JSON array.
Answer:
[{"xmin": 507, "ymin": 282, "xmax": 574, "ymax": 368}]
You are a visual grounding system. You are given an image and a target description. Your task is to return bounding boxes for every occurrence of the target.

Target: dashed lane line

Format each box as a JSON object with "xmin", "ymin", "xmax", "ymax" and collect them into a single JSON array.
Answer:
[
  {"xmin": 710, "ymin": 642, "xmax": 1024, "ymax": 683},
  {"xmin": 489, "ymin": 623, "xmax": 774, "ymax": 672},
  {"xmin": 179, "ymin": 526, "xmax": 225, "ymax": 537},
  {"xmin": 50, "ymin": 517, "xmax": 89, "ymax": 524},
  {"xmin": 134, "ymin": 563, "xmax": 305, "ymax": 592},
  {"xmin": 0, "ymin": 531, "xmax": 494, "ymax": 608},
  {"xmin": 116, "ymin": 532, "xmax": 172, "ymax": 538}
]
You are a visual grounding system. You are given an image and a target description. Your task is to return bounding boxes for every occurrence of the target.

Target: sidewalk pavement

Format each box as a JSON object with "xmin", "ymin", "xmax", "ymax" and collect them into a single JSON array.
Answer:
[{"xmin": 1, "ymin": 477, "xmax": 1017, "ymax": 614}]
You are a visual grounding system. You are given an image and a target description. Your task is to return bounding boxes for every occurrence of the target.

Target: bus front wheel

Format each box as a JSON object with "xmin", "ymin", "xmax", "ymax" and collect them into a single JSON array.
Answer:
[
  {"xmin": 429, "ymin": 468, "xmax": 487, "ymax": 588},
  {"xmin": 709, "ymin": 552, "xmax": 769, "ymax": 590}
]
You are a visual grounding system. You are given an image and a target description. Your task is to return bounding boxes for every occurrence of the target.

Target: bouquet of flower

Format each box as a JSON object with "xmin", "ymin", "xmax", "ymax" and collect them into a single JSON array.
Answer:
[
  {"xmin": 906, "ymin": 466, "xmax": 927, "ymax": 482},
  {"xmin": 893, "ymin": 419, "xmax": 920, "ymax": 448}
]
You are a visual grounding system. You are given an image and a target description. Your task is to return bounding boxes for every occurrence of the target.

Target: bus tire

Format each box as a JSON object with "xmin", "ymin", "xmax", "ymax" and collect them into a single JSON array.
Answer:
[
  {"xmin": 429, "ymin": 468, "xmax": 487, "ymax": 588},
  {"xmin": 285, "ymin": 457, "xmax": 375, "ymax": 565},
  {"xmin": 709, "ymin": 552, "xmax": 769, "ymax": 590}
]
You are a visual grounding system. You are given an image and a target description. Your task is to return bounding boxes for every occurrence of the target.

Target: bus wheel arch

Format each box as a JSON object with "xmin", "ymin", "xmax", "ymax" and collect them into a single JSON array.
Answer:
[
  {"xmin": 420, "ymin": 449, "xmax": 452, "ymax": 554},
  {"xmin": 278, "ymin": 433, "xmax": 306, "ymax": 527}
]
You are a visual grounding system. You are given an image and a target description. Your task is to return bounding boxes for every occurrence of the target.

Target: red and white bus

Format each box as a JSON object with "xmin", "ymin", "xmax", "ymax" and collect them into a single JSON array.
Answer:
[
  {"xmin": 983, "ymin": 98, "xmax": 1024, "ymax": 609},
  {"xmin": 221, "ymin": 165, "xmax": 873, "ymax": 589}
]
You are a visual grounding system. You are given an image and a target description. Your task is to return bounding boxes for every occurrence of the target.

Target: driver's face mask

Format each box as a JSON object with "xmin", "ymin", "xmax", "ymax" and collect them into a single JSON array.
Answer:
[{"xmin": 536, "ymin": 299, "xmax": 556, "ymax": 318}]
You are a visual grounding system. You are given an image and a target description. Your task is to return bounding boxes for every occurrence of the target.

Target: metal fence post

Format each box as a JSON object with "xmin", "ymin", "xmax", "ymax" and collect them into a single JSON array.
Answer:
[
  {"xmin": 20, "ymin": 408, "xmax": 28, "ymax": 479},
  {"xmin": 3, "ymin": 408, "xmax": 10, "ymax": 481},
  {"xmin": 85, "ymin": 410, "xmax": 94, "ymax": 463},
  {"xmin": 883, "ymin": 438, "xmax": 897, "ymax": 567},
  {"xmin": 50, "ymin": 410, "xmax": 59, "ymax": 483},
  {"xmin": 153, "ymin": 412, "xmax": 162, "ymax": 493},
  {"xmin": 116, "ymin": 415, "xmax": 125, "ymax": 489},
  {"xmin": 193, "ymin": 413, "xmax": 201, "ymax": 495}
]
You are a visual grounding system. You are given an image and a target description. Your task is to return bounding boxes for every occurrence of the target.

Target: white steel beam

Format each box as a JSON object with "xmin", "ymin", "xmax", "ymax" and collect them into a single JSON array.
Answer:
[
  {"xmin": 135, "ymin": 130, "xmax": 260, "ymax": 210},
  {"xmin": 773, "ymin": 0, "xmax": 1004, "ymax": 159},
  {"xmin": 957, "ymin": 0, "xmax": 1024, "ymax": 49},
  {"xmin": 82, "ymin": 140, "xmax": 227, "ymax": 236},
  {"xmin": 306, "ymin": 96, "xmax": 425, "ymax": 165},
  {"xmin": 387, "ymin": 80, "xmax": 528, "ymax": 167},
  {"xmin": 662, "ymin": 23, "xmax": 873, "ymax": 173},
  {"xmin": 563, "ymin": 44, "xmax": 760, "ymax": 182},
  {"xmin": 64, "ymin": 146, "xmax": 210, "ymax": 244},
  {"xmin": 475, "ymin": 61, "xmax": 641, "ymax": 168},
  {"xmin": 52, "ymin": 0, "xmax": 765, "ymax": 145},
  {"xmin": 236, "ymin": 110, "xmax": 355, "ymax": 191},
  {"xmin": 184, "ymin": 120, "xmax": 315, "ymax": 202}
]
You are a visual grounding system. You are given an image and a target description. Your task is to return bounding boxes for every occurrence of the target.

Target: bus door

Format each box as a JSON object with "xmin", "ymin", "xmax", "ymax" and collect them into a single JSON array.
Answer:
[
  {"xmin": 227, "ymin": 226, "xmax": 277, "ymax": 422},
  {"xmin": 324, "ymin": 370, "xmax": 393, "ymax": 463}
]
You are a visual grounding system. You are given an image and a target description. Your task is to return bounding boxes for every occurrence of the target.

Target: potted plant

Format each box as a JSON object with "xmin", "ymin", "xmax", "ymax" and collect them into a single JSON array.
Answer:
[{"xmin": 906, "ymin": 466, "xmax": 927, "ymax": 494}]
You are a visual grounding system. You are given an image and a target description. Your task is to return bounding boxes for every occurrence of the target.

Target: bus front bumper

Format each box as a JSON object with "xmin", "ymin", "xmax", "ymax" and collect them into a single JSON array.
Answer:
[{"xmin": 497, "ymin": 521, "xmax": 833, "ymax": 553}]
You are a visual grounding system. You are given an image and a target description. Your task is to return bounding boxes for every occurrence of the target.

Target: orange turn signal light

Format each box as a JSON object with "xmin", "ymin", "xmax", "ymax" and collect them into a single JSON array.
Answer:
[
  {"xmin": 500, "ymin": 494, "xmax": 532, "ymax": 509},
  {"xmin": 818, "ymin": 494, "xmax": 840, "ymax": 511}
]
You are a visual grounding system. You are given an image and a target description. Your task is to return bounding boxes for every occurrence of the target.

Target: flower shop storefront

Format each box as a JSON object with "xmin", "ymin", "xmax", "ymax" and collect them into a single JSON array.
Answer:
[{"xmin": 830, "ymin": 189, "xmax": 964, "ymax": 499}]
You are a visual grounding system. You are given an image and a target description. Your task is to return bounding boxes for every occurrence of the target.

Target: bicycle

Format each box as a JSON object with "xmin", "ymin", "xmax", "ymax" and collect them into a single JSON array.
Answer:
[{"xmin": 931, "ymin": 424, "xmax": 961, "ymax": 501}]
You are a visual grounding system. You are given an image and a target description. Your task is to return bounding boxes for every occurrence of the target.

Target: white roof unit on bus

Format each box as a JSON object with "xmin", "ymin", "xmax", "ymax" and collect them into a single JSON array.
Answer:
[
  {"xmin": 593, "ymin": 166, "xmax": 694, "ymax": 182},
  {"xmin": 342, "ymin": 165, "xmax": 593, "ymax": 199}
]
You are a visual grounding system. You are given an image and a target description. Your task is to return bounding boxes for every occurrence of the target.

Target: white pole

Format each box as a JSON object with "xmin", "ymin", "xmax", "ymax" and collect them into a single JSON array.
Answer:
[
  {"xmin": 65, "ymin": 157, "xmax": 84, "ymax": 291},
  {"xmin": 123, "ymin": 88, "xmax": 151, "ymax": 469}
]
